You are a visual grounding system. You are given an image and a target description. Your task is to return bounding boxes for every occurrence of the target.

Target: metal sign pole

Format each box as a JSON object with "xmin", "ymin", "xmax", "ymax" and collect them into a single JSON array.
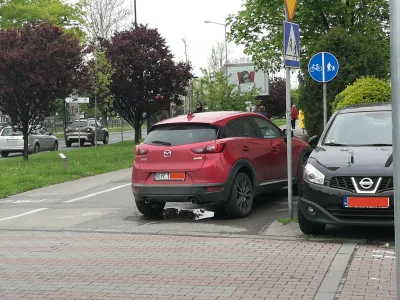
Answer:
[
  {"xmin": 95, "ymin": 95, "xmax": 97, "ymax": 148},
  {"xmin": 285, "ymin": 10, "xmax": 293, "ymax": 219},
  {"xmin": 389, "ymin": 0, "xmax": 400, "ymax": 298},
  {"xmin": 121, "ymin": 117, "xmax": 124, "ymax": 142},
  {"xmin": 323, "ymin": 82, "xmax": 327, "ymax": 126},
  {"xmin": 78, "ymin": 104, "xmax": 80, "ymax": 149}
]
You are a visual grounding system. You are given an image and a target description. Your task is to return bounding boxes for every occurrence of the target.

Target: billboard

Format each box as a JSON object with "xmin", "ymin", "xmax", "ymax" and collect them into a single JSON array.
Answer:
[{"xmin": 225, "ymin": 63, "xmax": 269, "ymax": 96}]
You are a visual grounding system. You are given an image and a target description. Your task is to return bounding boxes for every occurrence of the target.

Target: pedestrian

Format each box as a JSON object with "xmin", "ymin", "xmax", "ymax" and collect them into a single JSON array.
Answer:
[
  {"xmin": 290, "ymin": 105, "xmax": 298, "ymax": 130},
  {"xmin": 299, "ymin": 109, "xmax": 305, "ymax": 135},
  {"xmin": 258, "ymin": 105, "xmax": 267, "ymax": 117},
  {"xmin": 194, "ymin": 102, "xmax": 203, "ymax": 113}
]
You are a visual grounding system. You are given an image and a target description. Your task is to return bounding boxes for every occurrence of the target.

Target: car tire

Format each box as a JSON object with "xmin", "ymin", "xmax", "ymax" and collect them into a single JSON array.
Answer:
[
  {"xmin": 66, "ymin": 141, "xmax": 71, "ymax": 148},
  {"xmin": 103, "ymin": 134, "xmax": 109, "ymax": 144},
  {"xmin": 224, "ymin": 172, "xmax": 254, "ymax": 218},
  {"xmin": 297, "ymin": 205, "xmax": 326, "ymax": 235},
  {"xmin": 80, "ymin": 140, "xmax": 85, "ymax": 147},
  {"xmin": 51, "ymin": 141, "xmax": 58, "ymax": 151},
  {"xmin": 33, "ymin": 143, "xmax": 40, "ymax": 154},
  {"xmin": 1, "ymin": 152, "xmax": 9, "ymax": 158},
  {"xmin": 135, "ymin": 200, "xmax": 166, "ymax": 217}
]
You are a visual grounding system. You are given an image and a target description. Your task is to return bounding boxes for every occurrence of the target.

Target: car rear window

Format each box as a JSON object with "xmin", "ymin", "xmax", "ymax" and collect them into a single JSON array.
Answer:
[
  {"xmin": 70, "ymin": 121, "xmax": 88, "ymax": 127},
  {"xmin": 144, "ymin": 124, "xmax": 218, "ymax": 146},
  {"xmin": 1, "ymin": 128, "xmax": 22, "ymax": 136}
]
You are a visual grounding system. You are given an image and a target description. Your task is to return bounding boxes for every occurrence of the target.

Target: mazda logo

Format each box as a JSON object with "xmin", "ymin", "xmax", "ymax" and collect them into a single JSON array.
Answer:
[
  {"xmin": 163, "ymin": 150, "xmax": 171, "ymax": 158},
  {"xmin": 359, "ymin": 178, "xmax": 374, "ymax": 189}
]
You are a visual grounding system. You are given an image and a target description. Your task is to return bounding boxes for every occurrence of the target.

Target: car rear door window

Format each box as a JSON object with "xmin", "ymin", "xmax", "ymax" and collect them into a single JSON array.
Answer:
[
  {"xmin": 252, "ymin": 118, "xmax": 281, "ymax": 139},
  {"xmin": 223, "ymin": 118, "xmax": 257, "ymax": 138},
  {"xmin": 144, "ymin": 124, "xmax": 218, "ymax": 146}
]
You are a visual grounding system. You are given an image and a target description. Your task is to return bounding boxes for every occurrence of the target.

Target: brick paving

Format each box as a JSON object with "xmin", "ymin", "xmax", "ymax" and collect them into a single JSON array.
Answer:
[
  {"xmin": 338, "ymin": 245, "xmax": 396, "ymax": 300},
  {"xmin": 0, "ymin": 231, "xmax": 341, "ymax": 300}
]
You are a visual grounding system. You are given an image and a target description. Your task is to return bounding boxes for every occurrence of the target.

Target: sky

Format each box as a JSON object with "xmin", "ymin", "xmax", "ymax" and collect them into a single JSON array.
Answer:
[
  {"xmin": 131, "ymin": 0, "xmax": 246, "ymax": 76},
  {"xmin": 69, "ymin": 0, "xmax": 298, "ymax": 86}
]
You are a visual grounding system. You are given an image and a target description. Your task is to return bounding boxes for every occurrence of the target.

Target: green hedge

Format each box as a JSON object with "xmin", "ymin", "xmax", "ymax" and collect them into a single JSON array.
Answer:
[{"xmin": 332, "ymin": 76, "xmax": 391, "ymax": 112}]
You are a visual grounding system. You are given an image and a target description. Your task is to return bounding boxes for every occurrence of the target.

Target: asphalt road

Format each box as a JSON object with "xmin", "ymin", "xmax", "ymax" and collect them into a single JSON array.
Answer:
[
  {"xmin": 0, "ymin": 128, "xmax": 147, "ymax": 160},
  {"xmin": 0, "ymin": 168, "xmax": 395, "ymax": 244}
]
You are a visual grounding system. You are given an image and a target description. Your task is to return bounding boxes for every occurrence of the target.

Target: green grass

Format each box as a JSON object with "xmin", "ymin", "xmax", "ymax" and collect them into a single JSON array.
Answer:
[
  {"xmin": 272, "ymin": 119, "xmax": 286, "ymax": 127},
  {"xmin": 276, "ymin": 217, "xmax": 298, "ymax": 225},
  {"xmin": 0, "ymin": 141, "xmax": 138, "ymax": 198}
]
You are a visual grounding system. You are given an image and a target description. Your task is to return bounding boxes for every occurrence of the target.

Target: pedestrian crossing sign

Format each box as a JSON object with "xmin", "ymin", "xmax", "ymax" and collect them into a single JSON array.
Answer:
[{"xmin": 283, "ymin": 21, "xmax": 300, "ymax": 69}]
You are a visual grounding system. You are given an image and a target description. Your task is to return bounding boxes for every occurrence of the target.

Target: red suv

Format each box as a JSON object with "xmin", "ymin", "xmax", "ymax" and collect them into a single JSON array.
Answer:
[{"xmin": 132, "ymin": 112, "xmax": 311, "ymax": 218}]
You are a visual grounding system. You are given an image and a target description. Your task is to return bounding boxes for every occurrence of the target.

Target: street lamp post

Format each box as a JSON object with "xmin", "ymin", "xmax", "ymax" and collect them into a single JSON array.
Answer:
[{"xmin": 204, "ymin": 20, "xmax": 228, "ymax": 67}]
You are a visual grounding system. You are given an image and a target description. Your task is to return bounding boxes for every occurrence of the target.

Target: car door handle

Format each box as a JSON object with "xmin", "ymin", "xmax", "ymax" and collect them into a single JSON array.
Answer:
[
  {"xmin": 271, "ymin": 147, "xmax": 279, "ymax": 153},
  {"xmin": 241, "ymin": 146, "xmax": 249, "ymax": 152}
]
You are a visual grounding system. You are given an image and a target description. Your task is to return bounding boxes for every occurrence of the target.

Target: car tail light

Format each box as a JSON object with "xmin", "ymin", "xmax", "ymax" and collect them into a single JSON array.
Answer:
[
  {"xmin": 190, "ymin": 142, "xmax": 226, "ymax": 154},
  {"xmin": 135, "ymin": 146, "xmax": 149, "ymax": 155},
  {"xmin": 206, "ymin": 186, "xmax": 223, "ymax": 193}
]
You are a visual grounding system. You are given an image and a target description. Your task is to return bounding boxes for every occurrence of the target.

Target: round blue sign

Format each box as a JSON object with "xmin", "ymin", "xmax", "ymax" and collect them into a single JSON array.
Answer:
[{"xmin": 308, "ymin": 52, "xmax": 339, "ymax": 83}]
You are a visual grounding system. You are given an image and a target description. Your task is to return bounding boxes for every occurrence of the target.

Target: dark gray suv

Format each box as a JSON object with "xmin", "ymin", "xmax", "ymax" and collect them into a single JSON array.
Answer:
[{"xmin": 65, "ymin": 119, "xmax": 109, "ymax": 147}]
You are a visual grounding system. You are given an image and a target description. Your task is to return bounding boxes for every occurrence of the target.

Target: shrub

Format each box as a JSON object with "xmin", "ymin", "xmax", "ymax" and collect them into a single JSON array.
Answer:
[{"xmin": 332, "ymin": 76, "xmax": 391, "ymax": 112}]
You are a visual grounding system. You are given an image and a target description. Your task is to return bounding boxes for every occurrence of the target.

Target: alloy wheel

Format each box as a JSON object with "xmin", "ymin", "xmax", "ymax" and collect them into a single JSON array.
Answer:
[{"xmin": 236, "ymin": 178, "xmax": 252, "ymax": 212}]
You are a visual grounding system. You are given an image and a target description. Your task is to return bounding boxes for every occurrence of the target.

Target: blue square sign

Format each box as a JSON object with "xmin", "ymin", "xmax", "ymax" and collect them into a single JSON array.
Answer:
[{"xmin": 283, "ymin": 21, "xmax": 300, "ymax": 68}]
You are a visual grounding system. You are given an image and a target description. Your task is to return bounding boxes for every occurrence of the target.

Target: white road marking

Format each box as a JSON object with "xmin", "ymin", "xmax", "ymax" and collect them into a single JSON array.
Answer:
[
  {"xmin": 0, "ymin": 208, "xmax": 48, "ymax": 222},
  {"xmin": 29, "ymin": 193, "xmax": 58, "ymax": 196},
  {"xmin": 64, "ymin": 183, "xmax": 131, "ymax": 203},
  {"xmin": 0, "ymin": 199, "xmax": 47, "ymax": 204}
]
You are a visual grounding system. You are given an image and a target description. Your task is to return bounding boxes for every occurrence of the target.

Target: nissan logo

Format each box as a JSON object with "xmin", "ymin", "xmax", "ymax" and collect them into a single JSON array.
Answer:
[
  {"xmin": 359, "ymin": 178, "xmax": 374, "ymax": 189},
  {"xmin": 163, "ymin": 150, "xmax": 171, "ymax": 158}
]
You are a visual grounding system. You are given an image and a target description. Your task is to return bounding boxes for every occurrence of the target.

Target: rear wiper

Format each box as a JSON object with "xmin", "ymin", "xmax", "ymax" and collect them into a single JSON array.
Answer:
[
  {"xmin": 371, "ymin": 143, "xmax": 392, "ymax": 146},
  {"xmin": 150, "ymin": 140, "xmax": 172, "ymax": 146}
]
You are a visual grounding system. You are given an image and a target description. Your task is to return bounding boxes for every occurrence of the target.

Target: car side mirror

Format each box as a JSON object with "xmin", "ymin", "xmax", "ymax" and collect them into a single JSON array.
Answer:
[{"xmin": 308, "ymin": 135, "xmax": 320, "ymax": 148}]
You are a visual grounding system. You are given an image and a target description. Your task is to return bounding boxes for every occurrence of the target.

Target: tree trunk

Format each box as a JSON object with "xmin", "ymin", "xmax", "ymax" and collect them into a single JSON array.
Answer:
[
  {"xmin": 134, "ymin": 123, "xmax": 141, "ymax": 144},
  {"xmin": 23, "ymin": 132, "xmax": 29, "ymax": 161}
]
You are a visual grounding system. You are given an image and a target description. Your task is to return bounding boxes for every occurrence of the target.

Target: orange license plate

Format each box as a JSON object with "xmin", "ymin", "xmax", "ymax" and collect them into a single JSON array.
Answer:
[
  {"xmin": 343, "ymin": 196, "xmax": 389, "ymax": 208},
  {"xmin": 154, "ymin": 172, "xmax": 185, "ymax": 181}
]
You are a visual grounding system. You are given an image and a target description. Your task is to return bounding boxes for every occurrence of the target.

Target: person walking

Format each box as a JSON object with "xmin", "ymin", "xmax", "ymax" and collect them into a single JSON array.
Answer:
[
  {"xmin": 299, "ymin": 109, "xmax": 305, "ymax": 135},
  {"xmin": 290, "ymin": 105, "xmax": 298, "ymax": 130},
  {"xmin": 194, "ymin": 102, "xmax": 203, "ymax": 113},
  {"xmin": 258, "ymin": 105, "xmax": 267, "ymax": 117}
]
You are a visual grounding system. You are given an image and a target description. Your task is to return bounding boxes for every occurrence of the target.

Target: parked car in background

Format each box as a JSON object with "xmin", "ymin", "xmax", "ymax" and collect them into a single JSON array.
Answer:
[
  {"xmin": 132, "ymin": 111, "xmax": 312, "ymax": 218},
  {"xmin": 0, "ymin": 126, "xmax": 58, "ymax": 157},
  {"xmin": 65, "ymin": 119, "xmax": 109, "ymax": 147},
  {"xmin": 298, "ymin": 103, "xmax": 393, "ymax": 234},
  {"xmin": 0, "ymin": 122, "xmax": 7, "ymax": 133}
]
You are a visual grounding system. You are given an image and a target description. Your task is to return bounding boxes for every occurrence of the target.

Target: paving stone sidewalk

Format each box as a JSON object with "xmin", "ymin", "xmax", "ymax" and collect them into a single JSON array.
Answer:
[{"xmin": 0, "ymin": 230, "xmax": 396, "ymax": 300}]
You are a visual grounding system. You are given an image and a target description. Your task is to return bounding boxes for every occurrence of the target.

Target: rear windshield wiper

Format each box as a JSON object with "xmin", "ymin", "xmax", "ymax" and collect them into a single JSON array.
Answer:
[{"xmin": 150, "ymin": 140, "xmax": 172, "ymax": 146}]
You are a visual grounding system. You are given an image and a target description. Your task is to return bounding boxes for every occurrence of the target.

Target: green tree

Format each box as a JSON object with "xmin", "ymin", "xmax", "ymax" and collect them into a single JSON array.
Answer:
[
  {"xmin": 227, "ymin": 0, "xmax": 389, "ymax": 72},
  {"xmin": 332, "ymin": 76, "xmax": 391, "ymax": 112},
  {"xmin": 192, "ymin": 69, "xmax": 257, "ymax": 112},
  {"xmin": 0, "ymin": 0, "xmax": 86, "ymax": 40},
  {"xmin": 87, "ymin": 47, "xmax": 115, "ymax": 127},
  {"xmin": 298, "ymin": 27, "xmax": 389, "ymax": 135}
]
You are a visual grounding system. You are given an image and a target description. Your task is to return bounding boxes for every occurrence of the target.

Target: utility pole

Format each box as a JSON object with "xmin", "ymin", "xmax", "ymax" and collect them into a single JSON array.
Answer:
[
  {"xmin": 134, "ymin": 0, "xmax": 137, "ymax": 28},
  {"xmin": 285, "ymin": 9, "xmax": 293, "ymax": 219},
  {"xmin": 389, "ymin": 0, "xmax": 400, "ymax": 298}
]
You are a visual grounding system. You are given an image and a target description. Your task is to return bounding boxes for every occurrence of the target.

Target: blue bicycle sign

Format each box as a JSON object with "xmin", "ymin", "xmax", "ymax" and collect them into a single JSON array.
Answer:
[
  {"xmin": 309, "ymin": 64, "xmax": 322, "ymax": 72},
  {"xmin": 308, "ymin": 52, "xmax": 339, "ymax": 83}
]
